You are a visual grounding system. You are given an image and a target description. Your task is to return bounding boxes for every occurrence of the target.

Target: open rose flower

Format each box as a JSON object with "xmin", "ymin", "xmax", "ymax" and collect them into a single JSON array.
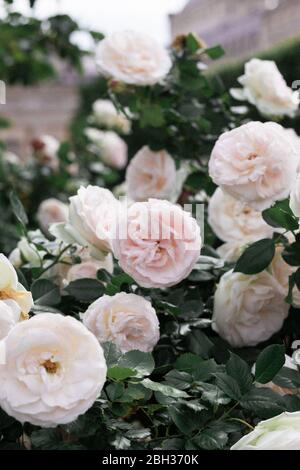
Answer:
[
  {"xmin": 230, "ymin": 58, "xmax": 299, "ymax": 118},
  {"xmin": 91, "ymin": 99, "xmax": 131, "ymax": 134},
  {"xmin": 231, "ymin": 412, "xmax": 300, "ymax": 450},
  {"xmin": 212, "ymin": 269, "xmax": 289, "ymax": 347},
  {"xmin": 31, "ymin": 135, "xmax": 60, "ymax": 171},
  {"xmin": 85, "ymin": 128, "xmax": 128, "ymax": 169},
  {"xmin": 96, "ymin": 30, "xmax": 172, "ymax": 86},
  {"xmin": 37, "ymin": 198, "xmax": 68, "ymax": 236},
  {"xmin": 126, "ymin": 146, "xmax": 177, "ymax": 202},
  {"xmin": 112, "ymin": 199, "xmax": 201, "ymax": 288},
  {"xmin": 82, "ymin": 292, "xmax": 159, "ymax": 353},
  {"xmin": 209, "ymin": 121, "xmax": 298, "ymax": 210},
  {"xmin": 208, "ymin": 187, "xmax": 274, "ymax": 243},
  {"xmin": 0, "ymin": 254, "xmax": 33, "ymax": 320},
  {"xmin": 0, "ymin": 300, "xmax": 22, "ymax": 340},
  {"xmin": 69, "ymin": 185, "xmax": 120, "ymax": 253},
  {"xmin": 0, "ymin": 313, "xmax": 107, "ymax": 427}
]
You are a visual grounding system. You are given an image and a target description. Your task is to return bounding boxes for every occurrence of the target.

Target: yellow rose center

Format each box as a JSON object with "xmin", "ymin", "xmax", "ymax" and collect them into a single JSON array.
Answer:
[{"xmin": 42, "ymin": 359, "xmax": 59, "ymax": 374}]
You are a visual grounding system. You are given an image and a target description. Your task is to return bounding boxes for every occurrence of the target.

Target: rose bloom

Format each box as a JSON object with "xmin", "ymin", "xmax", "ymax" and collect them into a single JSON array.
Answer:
[
  {"xmin": 126, "ymin": 146, "xmax": 177, "ymax": 202},
  {"xmin": 69, "ymin": 185, "xmax": 120, "ymax": 253},
  {"xmin": 0, "ymin": 313, "xmax": 107, "ymax": 427},
  {"xmin": 0, "ymin": 300, "xmax": 22, "ymax": 340},
  {"xmin": 209, "ymin": 121, "xmax": 298, "ymax": 210},
  {"xmin": 85, "ymin": 127, "xmax": 128, "ymax": 169},
  {"xmin": 285, "ymin": 128, "xmax": 300, "ymax": 172},
  {"xmin": 231, "ymin": 58, "xmax": 299, "ymax": 118},
  {"xmin": 96, "ymin": 30, "xmax": 172, "ymax": 86},
  {"xmin": 212, "ymin": 269, "xmax": 289, "ymax": 348},
  {"xmin": 208, "ymin": 187, "xmax": 273, "ymax": 243},
  {"xmin": 66, "ymin": 253, "xmax": 114, "ymax": 284},
  {"xmin": 37, "ymin": 198, "xmax": 68, "ymax": 236},
  {"xmin": 0, "ymin": 254, "xmax": 33, "ymax": 320},
  {"xmin": 216, "ymin": 241, "xmax": 245, "ymax": 263},
  {"xmin": 82, "ymin": 292, "xmax": 159, "ymax": 353},
  {"xmin": 31, "ymin": 135, "xmax": 60, "ymax": 171},
  {"xmin": 269, "ymin": 245, "xmax": 300, "ymax": 308},
  {"xmin": 253, "ymin": 354, "xmax": 298, "ymax": 397},
  {"xmin": 91, "ymin": 99, "xmax": 131, "ymax": 134},
  {"xmin": 231, "ymin": 412, "xmax": 300, "ymax": 450},
  {"xmin": 112, "ymin": 199, "xmax": 201, "ymax": 288}
]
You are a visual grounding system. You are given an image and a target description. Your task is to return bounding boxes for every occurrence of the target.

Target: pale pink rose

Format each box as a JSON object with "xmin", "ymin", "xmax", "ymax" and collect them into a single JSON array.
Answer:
[
  {"xmin": 91, "ymin": 99, "xmax": 131, "ymax": 134},
  {"xmin": 82, "ymin": 292, "xmax": 159, "ymax": 353},
  {"xmin": 216, "ymin": 241, "xmax": 245, "ymax": 262},
  {"xmin": 66, "ymin": 253, "xmax": 113, "ymax": 284},
  {"xmin": 285, "ymin": 128, "xmax": 300, "ymax": 173},
  {"xmin": 290, "ymin": 174, "xmax": 300, "ymax": 217},
  {"xmin": 112, "ymin": 199, "xmax": 202, "ymax": 288},
  {"xmin": 37, "ymin": 198, "xmax": 68, "ymax": 236},
  {"xmin": 69, "ymin": 185, "xmax": 120, "ymax": 253},
  {"xmin": 126, "ymin": 146, "xmax": 177, "ymax": 201},
  {"xmin": 208, "ymin": 187, "xmax": 274, "ymax": 243},
  {"xmin": 212, "ymin": 268, "xmax": 289, "ymax": 347},
  {"xmin": 0, "ymin": 314, "xmax": 107, "ymax": 427},
  {"xmin": 96, "ymin": 31, "xmax": 172, "ymax": 86},
  {"xmin": 31, "ymin": 135, "xmax": 60, "ymax": 171},
  {"xmin": 230, "ymin": 58, "xmax": 299, "ymax": 118},
  {"xmin": 85, "ymin": 128, "xmax": 127, "ymax": 169},
  {"xmin": 209, "ymin": 121, "xmax": 298, "ymax": 210}
]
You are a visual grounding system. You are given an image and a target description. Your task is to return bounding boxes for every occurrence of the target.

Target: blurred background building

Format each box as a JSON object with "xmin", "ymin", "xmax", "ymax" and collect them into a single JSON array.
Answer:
[{"xmin": 170, "ymin": 0, "xmax": 300, "ymax": 62}]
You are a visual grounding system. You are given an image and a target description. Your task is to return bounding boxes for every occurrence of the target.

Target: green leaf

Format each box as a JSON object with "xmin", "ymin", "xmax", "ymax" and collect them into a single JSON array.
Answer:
[
  {"xmin": 186, "ymin": 33, "xmax": 200, "ymax": 53},
  {"xmin": 204, "ymin": 45, "xmax": 225, "ymax": 59},
  {"xmin": 118, "ymin": 351, "xmax": 154, "ymax": 378},
  {"xmin": 102, "ymin": 342, "xmax": 122, "ymax": 368},
  {"xmin": 283, "ymin": 242, "xmax": 300, "ymax": 266},
  {"xmin": 240, "ymin": 388, "xmax": 285, "ymax": 419},
  {"xmin": 214, "ymin": 373, "xmax": 241, "ymax": 401},
  {"xmin": 226, "ymin": 353, "xmax": 253, "ymax": 394},
  {"xmin": 184, "ymin": 329, "xmax": 213, "ymax": 358},
  {"xmin": 164, "ymin": 370, "xmax": 192, "ymax": 390},
  {"xmin": 65, "ymin": 278, "xmax": 104, "ymax": 301},
  {"xmin": 169, "ymin": 403, "xmax": 202, "ymax": 434},
  {"xmin": 255, "ymin": 344, "xmax": 285, "ymax": 384},
  {"xmin": 31, "ymin": 279, "xmax": 61, "ymax": 306},
  {"xmin": 273, "ymin": 367, "xmax": 300, "ymax": 389},
  {"xmin": 140, "ymin": 104, "xmax": 165, "ymax": 128},
  {"xmin": 105, "ymin": 382, "xmax": 124, "ymax": 401},
  {"xmin": 192, "ymin": 428, "xmax": 228, "ymax": 450},
  {"xmin": 107, "ymin": 366, "xmax": 136, "ymax": 381},
  {"xmin": 175, "ymin": 353, "xmax": 201, "ymax": 372},
  {"xmin": 197, "ymin": 382, "xmax": 231, "ymax": 405},
  {"xmin": 262, "ymin": 199, "xmax": 298, "ymax": 231},
  {"xmin": 141, "ymin": 378, "xmax": 189, "ymax": 398},
  {"xmin": 234, "ymin": 238, "xmax": 275, "ymax": 274},
  {"xmin": 161, "ymin": 438, "xmax": 185, "ymax": 450},
  {"xmin": 9, "ymin": 191, "xmax": 28, "ymax": 226}
]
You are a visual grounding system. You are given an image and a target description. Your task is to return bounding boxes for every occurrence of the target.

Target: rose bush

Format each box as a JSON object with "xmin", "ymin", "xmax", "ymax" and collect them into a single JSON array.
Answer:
[{"xmin": 2, "ymin": 26, "xmax": 300, "ymax": 452}]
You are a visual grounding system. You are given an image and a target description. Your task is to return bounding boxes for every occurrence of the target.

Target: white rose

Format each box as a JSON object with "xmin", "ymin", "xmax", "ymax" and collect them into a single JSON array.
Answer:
[
  {"xmin": 82, "ymin": 292, "xmax": 159, "ymax": 353},
  {"xmin": 66, "ymin": 253, "xmax": 113, "ymax": 284},
  {"xmin": 231, "ymin": 58, "xmax": 299, "ymax": 117},
  {"xmin": 269, "ymin": 245, "xmax": 300, "ymax": 308},
  {"xmin": 212, "ymin": 269, "xmax": 289, "ymax": 347},
  {"xmin": 231, "ymin": 412, "xmax": 300, "ymax": 450},
  {"xmin": 0, "ymin": 300, "xmax": 22, "ymax": 340},
  {"xmin": 0, "ymin": 254, "xmax": 33, "ymax": 320},
  {"xmin": 69, "ymin": 185, "xmax": 120, "ymax": 254},
  {"xmin": 85, "ymin": 128, "xmax": 128, "ymax": 169},
  {"xmin": 3, "ymin": 151, "xmax": 21, "ymax": 165},
  {"xmin": 37, "ymin": 198, "xmax": 68, "ymax": 236},
  {"xmin": 91, "ymin": 99, "xmax": 131, "ymax": 134},
  {"xmin": 208, "ymin": 188, "xmax": 274, "ymax": 243},
  {"xmin": 209, "ymin": 121, "xmax": 298, "ymax": 210},
  {"xmin": 125, "ymin": 146, "xmax": 177, "ymax": 202},
  {"xmin": 285, "ymin": 128, "xmax": 300, "ymax": 172},
  {"xmin": 31, "ymin": 135, "xmax": 60, "ymax": 171},
  {"xmin": 0, "ymin": 313, "xmax": 107, "ymax": 427},
  {"xmin": 96, "ymin": 30, "xmax": 172, "ymax": 86},
  {"xmin": 216, "ymin": 241, "xmax": 245, "ymax": 262}
]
